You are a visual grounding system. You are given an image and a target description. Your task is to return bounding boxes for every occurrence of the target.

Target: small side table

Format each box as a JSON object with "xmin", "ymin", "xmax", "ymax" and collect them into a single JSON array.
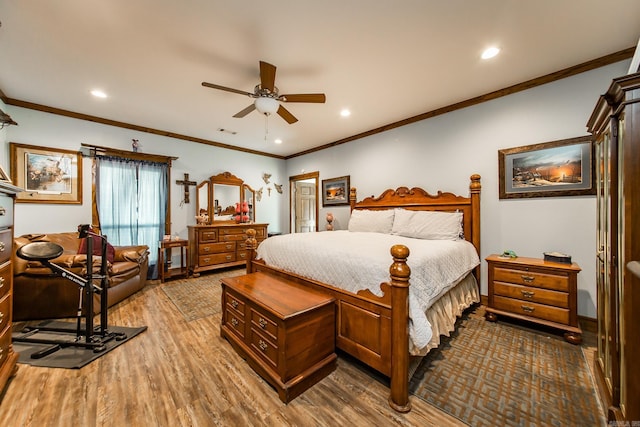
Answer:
[{"xmin": 159, "ymin": 238, "xmax": 189, "ymax": 283}]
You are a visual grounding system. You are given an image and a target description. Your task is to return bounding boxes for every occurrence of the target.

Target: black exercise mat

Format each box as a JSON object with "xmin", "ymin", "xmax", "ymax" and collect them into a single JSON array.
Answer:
[{"xmin": 13, "ymin": 320, "xmax": 147, "ymax": 369}]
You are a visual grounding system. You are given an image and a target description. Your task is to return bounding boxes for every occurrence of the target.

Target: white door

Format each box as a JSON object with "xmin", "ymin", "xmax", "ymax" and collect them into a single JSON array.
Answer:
[{"xmin": 295, "ymin": 181, "xmax": 316, "ymax": 233}]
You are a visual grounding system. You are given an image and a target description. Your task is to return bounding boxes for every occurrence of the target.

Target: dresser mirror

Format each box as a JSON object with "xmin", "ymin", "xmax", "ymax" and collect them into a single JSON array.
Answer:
[
  {"xmin": 243, "ymin": 184, "xmax": 256, "ymax": 223},
  {"xmin": 208, "ymin": 171, "xmax": 248, "ymax": 222},
  {"xmin": 196, "ymin": 181, "xmax": 211, "ymax": 223}
]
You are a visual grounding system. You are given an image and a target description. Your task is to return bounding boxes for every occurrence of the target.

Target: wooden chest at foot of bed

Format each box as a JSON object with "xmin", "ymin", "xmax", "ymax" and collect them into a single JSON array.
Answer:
[{"xmin": 220, "ymin": 272, "xmax": 337, "ymax": 403}]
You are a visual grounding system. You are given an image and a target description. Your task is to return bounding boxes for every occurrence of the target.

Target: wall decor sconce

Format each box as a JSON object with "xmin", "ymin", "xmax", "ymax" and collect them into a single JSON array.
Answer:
[{"xmin": 0, "ymin": 108, "xmax": 18, "ymax": 129}]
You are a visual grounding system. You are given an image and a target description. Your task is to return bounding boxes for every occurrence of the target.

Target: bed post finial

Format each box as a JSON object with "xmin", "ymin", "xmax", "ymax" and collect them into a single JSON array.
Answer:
[
  {"xmin": 388, "ymin": 244, "xmax": 412, "ymax": 413},
  {"xmin": 469, "ymin": 174, "xmax": 481, "ymax": 283},
  {"xmin": 349, "ymin": 187, "xmax": 357, "ymax": 211},
  {"xmin": 246, "ymin": 229, "xmax": 257, "ymax": 274}
]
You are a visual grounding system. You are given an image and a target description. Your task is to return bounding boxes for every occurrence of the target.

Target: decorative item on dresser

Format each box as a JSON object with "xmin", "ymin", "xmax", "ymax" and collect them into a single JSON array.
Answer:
[
  {"xmin": 586, "ymin": 71, "xmax": 640, "ymax": 423},
  {"xmin": 188, "ymin": 223, "xmax": 268, "ymax": 277},
  {"xmin": 0, "ymin": 181, "xmax": 23, "ymax": 394},
  {"xmin": 485, "ymin": 254, "xmax": 582, "ymax": 344}
]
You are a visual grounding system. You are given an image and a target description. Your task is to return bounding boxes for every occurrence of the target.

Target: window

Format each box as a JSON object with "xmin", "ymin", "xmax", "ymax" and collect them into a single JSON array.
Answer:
[{"xmin": 93, "ymin": 154, "xmax": 170, "ymax": 279}]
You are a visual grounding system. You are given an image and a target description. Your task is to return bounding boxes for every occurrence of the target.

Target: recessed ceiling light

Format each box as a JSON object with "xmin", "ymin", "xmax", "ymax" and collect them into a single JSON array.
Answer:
[
  {"xmin": 274, "ymin": 139, "xmax": 283, "ymax": 144},
  {"xmin": 481, "ymin": 47, "xmax": 500, "ymax": 60},
  {"xmin": 340, "ymin": 109, "xmax": 351, "ymax": 117},
  {"xmin": 91, "ymin": 89, "xmax": 107, "ymax": 98}
]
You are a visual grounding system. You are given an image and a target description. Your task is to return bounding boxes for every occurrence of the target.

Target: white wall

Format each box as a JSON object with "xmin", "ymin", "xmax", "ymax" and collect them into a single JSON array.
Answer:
[
  {"xmin": 3, "ymin": 106, "xmax": 288, "ymax": 247},
  {"xmin": 287, "ymin": 60, "xmax": 631, "ymax": 319}
]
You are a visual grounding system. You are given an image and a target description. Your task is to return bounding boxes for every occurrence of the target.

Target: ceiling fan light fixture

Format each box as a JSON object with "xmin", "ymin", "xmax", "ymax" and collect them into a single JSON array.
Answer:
[{"xmin": 254, "ymin": 97, "xmax": 279, "ymax": 115}]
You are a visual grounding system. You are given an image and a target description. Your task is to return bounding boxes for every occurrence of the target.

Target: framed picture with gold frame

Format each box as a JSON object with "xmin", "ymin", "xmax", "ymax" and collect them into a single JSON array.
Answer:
[{"xmin": 10, "ymin": 142, "xmax": 83, "ymax": 204}]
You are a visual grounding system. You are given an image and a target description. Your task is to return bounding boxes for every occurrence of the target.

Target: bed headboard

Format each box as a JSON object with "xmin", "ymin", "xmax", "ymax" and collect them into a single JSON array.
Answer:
[{"xmin": 349, "ymin": 174, "xmax": 481, "ymax": 261}]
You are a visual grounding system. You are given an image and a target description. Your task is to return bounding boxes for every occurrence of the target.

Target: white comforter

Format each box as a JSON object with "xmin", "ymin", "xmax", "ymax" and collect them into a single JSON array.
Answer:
[{"xmin": 256, "ymin": 230, "xmax": 480, "ymax": 351}]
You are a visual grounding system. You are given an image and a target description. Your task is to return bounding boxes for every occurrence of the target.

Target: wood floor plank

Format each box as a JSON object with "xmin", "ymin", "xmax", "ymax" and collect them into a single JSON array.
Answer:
[{"xmin": 1, "ymin": 276, "xmax": 465, "ymax": 426}]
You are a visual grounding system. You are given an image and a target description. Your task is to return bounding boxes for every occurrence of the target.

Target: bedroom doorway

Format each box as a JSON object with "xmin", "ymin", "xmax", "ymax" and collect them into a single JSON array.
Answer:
[{"xmin": 289, "ymin": 171, "xmax": 319, "ymax": 233}]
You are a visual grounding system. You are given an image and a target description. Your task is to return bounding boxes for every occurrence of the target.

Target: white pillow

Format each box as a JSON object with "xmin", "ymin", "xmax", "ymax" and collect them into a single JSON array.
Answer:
[
  {"xmin": 347, "ymin": 209, "xmax": 395, "ymax": 234},
  {"xmin": 391, "ymin": 209, "xmax": 463, "ymax": 240}
]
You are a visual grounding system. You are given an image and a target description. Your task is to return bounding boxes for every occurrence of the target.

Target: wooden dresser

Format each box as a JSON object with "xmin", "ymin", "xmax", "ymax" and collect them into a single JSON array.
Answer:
[
  {"xmin": 485, "ymin": 254, "xmax": 582, "ymax": 344},
  {"xmin": 0, "ymin": 182, "xmax": 21, "ymax": 394},
  {"xmin": 220, "ymin": 272, "xmax": 336, "ymax": 403},
  {"xmin": 187, "ymin": 223, "xmax": 267, "ymax": 276}
]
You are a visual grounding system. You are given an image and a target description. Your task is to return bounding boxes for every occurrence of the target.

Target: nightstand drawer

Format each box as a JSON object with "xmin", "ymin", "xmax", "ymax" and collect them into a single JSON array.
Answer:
[
  {"xmin": 493, "ymin": 295, "xmax": 569, "ymax": 325},
  {"xmin": 493, "ymin": 281, "xmax": 569, "ymax": 308},
  {"xmin": 494, "ymin": 267, "xmax": 569, "ymax": 291}
]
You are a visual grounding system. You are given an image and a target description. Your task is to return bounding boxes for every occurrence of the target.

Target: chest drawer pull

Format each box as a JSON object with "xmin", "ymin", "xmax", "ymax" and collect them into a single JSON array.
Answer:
[
  {"xmin": 226, "ymin": 255, "xmax": 232, "ymax": 260},
  {"xmin": 203, "ymin": 247, "xmax": 211, "ymax": 252},
  {"xmin": 0, "ymin": 311, "xmax": 3, "ymax": 322},
  {"xmin": 259, "ymin": 317, "xmax": 267, "ymax": 329},
  {"xmin": 521, "ymin": 275, "xmax": 535, "ymax": 283},
  {"xmin": 521, "ymin": 305, "xmax": 535, "ymax": 313},
  {"xmin": 231, "ymin": 317, "xmax": 238, "ymax": 327},
  {"xmin": 521, "ymin": 290, "xmax": 535, "ymax": 298},
  {"xmin": 258, "ymin": 340, "xmax": 268, "ymax": 352},
  {"xmin": 0, "ymin": 277, "xmax": 4, "ymax": 289},
  {"xmin": 0, "ymin": 242, "xmax": 4, "ymax": 252},
  {"xmin": 0, "ymin": 207, "xmax": 5, "ymax": 216},
  {"xmin": 231, "ymin": 299, "xmax": 238, "ymax": 309}
]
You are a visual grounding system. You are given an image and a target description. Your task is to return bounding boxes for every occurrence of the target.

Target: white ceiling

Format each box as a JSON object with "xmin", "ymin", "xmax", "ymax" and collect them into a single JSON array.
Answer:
[{"xmin": 1, "ymin": 1, "xmax": 639, "ymax": 158}]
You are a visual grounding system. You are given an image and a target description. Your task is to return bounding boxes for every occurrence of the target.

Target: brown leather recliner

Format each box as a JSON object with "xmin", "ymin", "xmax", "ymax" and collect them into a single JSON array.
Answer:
[{"xmin": 12, "ymin": 232, "xmax": 149, "ymax": 321}]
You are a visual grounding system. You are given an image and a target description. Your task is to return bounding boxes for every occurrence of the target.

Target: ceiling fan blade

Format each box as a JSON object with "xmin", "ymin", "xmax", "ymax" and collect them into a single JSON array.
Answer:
[
  {"xmin": 279, "ymin": 93, "xmax": 326, "ymax": 103},
  {"xmin": 259, "ymin": 61, "xmax": 277, "ymax": 93},
  {"xmin": 233, "ymin": 104, "xmax": 256, "ymax": 118},
  {"xmin": 277, "ymin": 105, "xmax": 298, "ymax": 124},
  {"xmin": 202, "ymin": 82, "xmax": 253, "ymax": 97}
]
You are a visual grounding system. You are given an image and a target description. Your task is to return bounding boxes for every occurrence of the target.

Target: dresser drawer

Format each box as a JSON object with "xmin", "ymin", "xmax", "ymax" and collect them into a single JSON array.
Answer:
[
  {"xmin": 219, "ymin": 228, "xmax": 246, "ymax": 236},
  {"xmin": 0, "ymin": 262, "xmax": 10, "ymax": 300},
  {"xmin": 0, "ymin": 293, "xmax": 10, "ymax": 336},
  {"xmin": 225, "ymin": 289, "xmax": 246, "ymax": 317},
  {"xmin": 224, "ymin": 308, "xmax": 245, "ymax": 339},
  {"xmin": 0, "ymin": 323, "xmax": 10, "ymax": 366},
  {"xmin": 249, "ymin": 327, "xmax": 278, "ymax": 369},
  {"xmin": 220, "ymin": 233, "xmax": 247, "ymax": 242},
  {"xmin": 199, "ymin": 242, "xmax": 236, "ymax": 255},
  {"xmin": 493, "ymin": 281, "xmax": 569, "ymax": 308},
  {"xmin": 0, "ymin": 229, "xmax": 11, "ymax": 265},
  {"xmin": 0, "ymin": 194, "xmax": 14, "ymax": 229},
  {"xmin": 493, "ymin": 267, "xmax": 569, "ymax": 291},
  {"xmin": 198, "ymin": 229, "xmax": 218, "ymax": 242},
  {"xmin": 250, "ymin": 307, "xmax": 278, "ymax": 342},
  {"xmin": 198, "ymin": 252, "xmax": 236, "ymax": 266},
  {"xmin": 493, "ymin": 295, "xmax": 570, "ymax": 325}
]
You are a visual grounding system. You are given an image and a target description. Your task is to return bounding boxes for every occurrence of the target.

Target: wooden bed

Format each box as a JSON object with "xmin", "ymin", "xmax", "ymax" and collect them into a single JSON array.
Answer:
[{"xmin": 245, "ymin": 174, "xmax": 481, "ymax": 412}]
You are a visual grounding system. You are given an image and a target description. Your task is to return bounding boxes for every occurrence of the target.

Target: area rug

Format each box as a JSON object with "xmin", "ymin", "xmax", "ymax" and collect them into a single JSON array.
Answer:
[
  {"xmin": 409, "ymin": 308, "xmax": 604, "ymax": 427},
  {"xmin": 161, "ymin": 268, "xmax": 246, "ymax": 322},
  {"xmin": 13, "ymin": 321, "xmax": 147, "ymax": 369}
]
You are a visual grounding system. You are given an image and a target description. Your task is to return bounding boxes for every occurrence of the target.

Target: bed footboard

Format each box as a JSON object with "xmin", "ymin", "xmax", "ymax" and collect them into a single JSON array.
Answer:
[{"xmin": 245, "ymin": 230, "xmax": 412, "ymax": 412}]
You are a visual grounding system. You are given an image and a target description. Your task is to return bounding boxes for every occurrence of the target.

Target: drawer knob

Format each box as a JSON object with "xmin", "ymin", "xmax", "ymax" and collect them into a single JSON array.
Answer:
[
  {"xmin": 0, "ymin": 276, "xmax": 4, "ymax": 289},
  {"xmin": 203, "ymin": 257, "xmax": 210, "ymax": 263},
  {"xmin": 0, "ymin": 311, "xmax": 3, "ymax": 322},
  {"xmin": 0, "ymin": 242, "xmax": 4, "ymax": 252},
  {"xmin": 258, "ymin": 340, "xmax": 268, "ymax": 352},
  {"xmin": 226, "ymin": 255, "xmax": 232, "ymax": 260},
  {"xmin": 204, "ymin": 247, "xmax": 210, "ymax": 252},
  {"xmin": 0, "ymin": 206, "xmax": 5, "ymax": 216},
  {"xmin": 259, "ymin": 317, "xmax": 267, "ymax": 329},
  {"xmin": 226, "ymin": 245, "xmax": 233, "ymax": 250},
  {"xmin": 521, "ymin": 305, "xmax": 535, "ymax": 313},
  {"xmin": 231, "ymin": 317, "xmax": 238, "ymax": 327},
  {"xmin": 521, "ymin": 275, "xmax": 535, "ymax": 283},
  {"xmin": 231, "ymin": 299, "xmax": 238, "ymax": 309},
  {"xmin": 521, "ymin": 290, "xmax": 535, "ymax": 298}
]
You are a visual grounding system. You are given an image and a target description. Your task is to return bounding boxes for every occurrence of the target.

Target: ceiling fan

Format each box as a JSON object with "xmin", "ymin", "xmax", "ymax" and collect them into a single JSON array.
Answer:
[{"xmin": 202, "ymin": 61, "xmax": 326, "ymax": 124}]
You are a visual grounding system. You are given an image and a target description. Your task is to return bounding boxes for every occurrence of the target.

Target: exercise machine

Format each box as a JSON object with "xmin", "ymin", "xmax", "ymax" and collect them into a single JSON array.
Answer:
[{"xmin": 13, "ymin": 224, "xmax": 126, "ymax": 358}]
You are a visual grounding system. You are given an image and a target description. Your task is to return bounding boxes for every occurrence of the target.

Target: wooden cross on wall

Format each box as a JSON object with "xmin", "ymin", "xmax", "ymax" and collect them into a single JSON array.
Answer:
[{"xmin": 176, "ymin": 173, "xmax": 197, "ymax": 204}]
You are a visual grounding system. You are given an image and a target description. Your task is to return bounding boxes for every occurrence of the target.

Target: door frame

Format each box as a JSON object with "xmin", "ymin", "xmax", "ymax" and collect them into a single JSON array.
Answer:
[{"xmin": 289, "ymin": 171, "xmax": 319, "ymax": 233}]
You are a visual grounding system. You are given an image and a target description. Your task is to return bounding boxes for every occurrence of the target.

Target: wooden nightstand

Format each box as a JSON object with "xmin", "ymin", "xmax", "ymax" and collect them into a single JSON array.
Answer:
[
  {"xmin": 485, "ymin": 254, "xmax": 582, "ymax": 344},
  {"xmin": 158, "ymin": 238, "xmax": 189, "ymax": 282}
]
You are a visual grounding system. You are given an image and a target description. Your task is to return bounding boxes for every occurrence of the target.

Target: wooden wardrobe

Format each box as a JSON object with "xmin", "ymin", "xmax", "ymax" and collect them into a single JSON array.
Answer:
[{"xmin": 587, "ymin": 71, "xmax": 640, "ymax": 423}]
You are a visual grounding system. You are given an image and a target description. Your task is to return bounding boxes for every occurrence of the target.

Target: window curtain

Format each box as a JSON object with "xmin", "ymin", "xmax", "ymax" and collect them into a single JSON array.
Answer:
[{"xmin": 95, "ymin": 156, "xmax": 168, "ymax": 279}]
